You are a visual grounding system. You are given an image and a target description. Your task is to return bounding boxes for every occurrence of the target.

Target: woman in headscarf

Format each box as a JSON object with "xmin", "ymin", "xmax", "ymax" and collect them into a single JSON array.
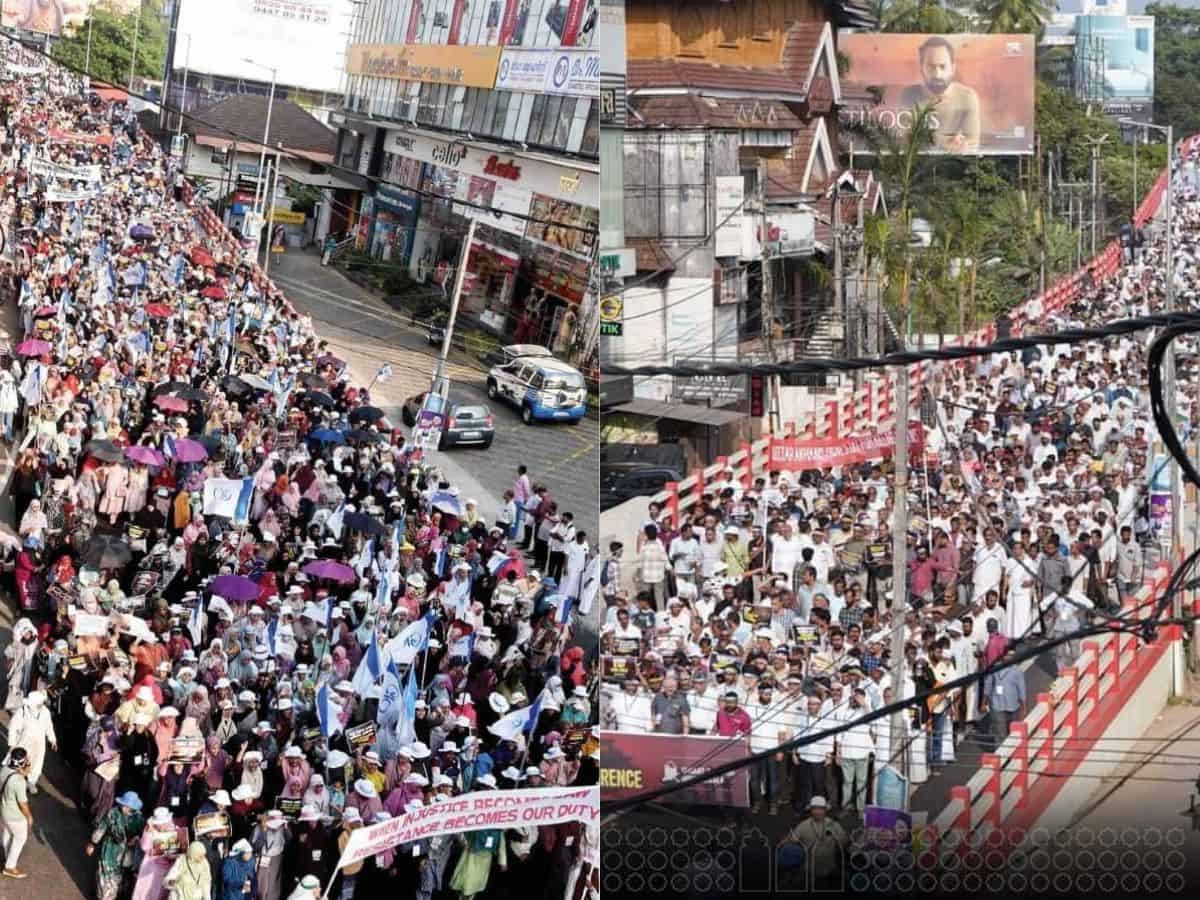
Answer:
[
  {"xmin": 10, "ymin": 447, "xmax": 42, "ymax": 523},
  {"xmin": 221, "ymin": 840, "xmax": 257, "ymax": 900},
  {"xmin": 82, "ymin": 714, "xmax": 122, "ymax": 824},
  {"xmin": 300, "ymin": 773, "xmax": 329, "ymax": 817},
  {"xmin": 278, "ymin": 747, "xmax": 311, "ymax": 800},
  {"xmin": 329, "ymin": 646, "xmax": 350, "ymax": 682},
  {"xmin": 163, "ymin": 840, "xmax": 211, "ymax": 900},
  {"xmin": 18, "ymin": 497, "xmax": 47, "ymax": 542},
  {"xmin": 99, "ymin": 460, "xmax": 129, "ymax": 525},
  {"xmin": 131, "ymin": 806, "xmax": 190, "ymax": 900},
  {"xmin": 251, "ymin": 810, "xmax": 289, "ymax": 900},
  {"xmin": 3, "ymin": 616, "xmax": 39, "ymax": 710},
  {"xmin": 185, "ymin": 685, "xmax": 212, "ymax": 732},
  {"xmin": 237, "ymin": 749, "xmax": 265, "ymax": 801},
  {"xmin": 87, "ymin": 792, "xmax": 145, "ymax": 900}
]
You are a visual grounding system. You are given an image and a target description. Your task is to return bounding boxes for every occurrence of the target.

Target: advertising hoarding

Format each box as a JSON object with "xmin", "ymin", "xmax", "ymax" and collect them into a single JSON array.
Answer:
[
  {"xmin": 839, "ymin": 33, "xmax": 1035, "ymax": 155},
  {"xmin": 2, "ymin": 0, "xmax": 64, "ymax": 34},
  {"xmin": 600, "ymin": 732, "xmax": 751, "ymax": 807},
  {"xmin": 714, "ymin": 175, "xmax": 745, "ymax": 259},
  {"xmin": 1074, "ymin": 15, "xmax": 1155, "ymax": 101},
  {"xmin": 454, "ymin": 174, "xmax": 533, "ymax": 238},
  {"xmin": 173, "ymin": 0, "xmax": 353, "ymax": 94},
  {"xmin": 494, "ymin": 48, "xmax": 599, "ymax": 97}
]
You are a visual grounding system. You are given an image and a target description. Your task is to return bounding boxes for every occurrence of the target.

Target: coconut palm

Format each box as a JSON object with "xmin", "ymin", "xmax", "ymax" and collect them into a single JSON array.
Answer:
[{"xmin": 977, "ymin": 0, "xmax": 1054, "ymax": 36}]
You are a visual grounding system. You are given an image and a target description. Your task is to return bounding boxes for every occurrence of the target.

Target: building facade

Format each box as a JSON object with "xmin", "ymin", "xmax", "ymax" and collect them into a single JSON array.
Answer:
[{"xmin": 334, "ymin": 0, "xmax": 601, "ymax": 369}]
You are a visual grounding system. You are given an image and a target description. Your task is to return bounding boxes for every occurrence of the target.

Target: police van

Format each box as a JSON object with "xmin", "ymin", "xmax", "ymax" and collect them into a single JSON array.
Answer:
[{"xmin": 486, "ymin": 351, "xmax": 587, "ymax": 425}]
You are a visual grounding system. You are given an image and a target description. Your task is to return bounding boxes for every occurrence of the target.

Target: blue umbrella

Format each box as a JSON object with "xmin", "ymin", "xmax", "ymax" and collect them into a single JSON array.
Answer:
[
  {"xmin": 430, "ymin": 490, "xmax": 462, "ymax": 517},
  {"xmin": 309, "ymin": 428, "xmax": 344, "ymax": 445}
]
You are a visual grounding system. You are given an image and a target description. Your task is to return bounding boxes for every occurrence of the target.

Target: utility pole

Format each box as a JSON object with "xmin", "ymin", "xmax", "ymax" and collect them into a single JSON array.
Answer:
[
  {"xmin": 263, "ymin": 149, "xmax": 281, "ymax": 276},
  {"xmin": 85, "ymin": 12, "xmax": 94, "ymax": 74},
  {"xmin": 432, "ymin": 218, "xmax": 477, "ymax": 391},
  {"xmin": 1132, "ymin": 128, "xmax": 1139, "ymax": 221},
  {"xmin": 1083, "ymin": 134, "xmax": 1110, "ymax": 258},
  {"xmin": 128, "ymin": 2, "xmax": 142, "ymax": 91},
  {"xmin": 176, "ymin": 34, "xmax": 191, "ymax": 137},
  {"xmin": 1037, "ymin": 135, "xmax": 1046, "ymax": 297},
  {"xmin": 888, "ymin": 369, "xmax": 910, "ymax": 779},
  {"xmin": 757, "ymin": 157, "xmax": 781, "ymax": 434}
]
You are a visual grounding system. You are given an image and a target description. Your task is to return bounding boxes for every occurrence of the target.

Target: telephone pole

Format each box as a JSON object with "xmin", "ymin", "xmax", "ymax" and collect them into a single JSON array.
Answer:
[
  {"xmin": 1083, "ymin": 134, "xmax": 1110, "ymax": 258},
  {"xmin": 758, "ymin": 158, "xmax": 781, "ymax": 434},
  {"xmin": 889, "ymin": 369, "xmax": 910, "ymax": 778}
]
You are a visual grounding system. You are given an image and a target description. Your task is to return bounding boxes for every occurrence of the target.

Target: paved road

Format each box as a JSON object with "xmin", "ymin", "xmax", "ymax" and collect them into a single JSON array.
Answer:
[{"xmin": 267, "ymin": 250, "xmax": 599, "ymax": 543}]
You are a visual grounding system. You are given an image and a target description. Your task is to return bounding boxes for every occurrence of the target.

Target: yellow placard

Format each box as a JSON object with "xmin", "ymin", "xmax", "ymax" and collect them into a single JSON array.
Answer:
[
  {"xmin": 270, "ymin": 208, "xmax": 306, "ymax": 226},
  {"xmin": 346, "ymin": 44, "xmax": 502, "ymax": 88}
]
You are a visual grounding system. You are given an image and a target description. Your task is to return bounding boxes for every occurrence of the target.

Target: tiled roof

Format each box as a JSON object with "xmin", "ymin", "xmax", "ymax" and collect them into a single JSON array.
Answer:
[
  {"xmin": 628, "ymin": 94, "xmax": 805, "ymax": 130},
  {"xmin": 780, "ymin": 22, "xmax": 825, "ymax": 85},
  {"xmin": 188, "ymin": 95, "xmax": 335, "ymax": 158},
  {"xmin": 766, "ymin": 120, "xmax": 826, "ymax": 199},
  {"xmin": 628, "ymin": 59, "xmax": 806, "ymax": 96}
]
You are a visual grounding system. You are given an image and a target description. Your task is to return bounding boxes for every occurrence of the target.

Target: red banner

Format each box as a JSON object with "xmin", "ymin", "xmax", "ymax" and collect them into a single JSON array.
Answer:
[
  {"xmin": 405, "ymin": 0, "xmax": 422, "ymax": 43},
  {"xmin": 560, "ymin": 0, "xmax": 585, "ymax": 46},
  {"xmin": 600, "ymin": 732, "xmax": 751, "ymax": 808},
  {"xmin": 497, "ymin": 0, "xmax": 519, "ymax": 45},
  {"xmin": 49, "ymin": 129, "xmax": 113, "ymax": 147},
  {"xmin": 447, "ymin": 0, "xmax": 466, "ymax": 44},
  {"xmin": 769, "ymin": 423, "xmax": 925, "ymax": 471}
]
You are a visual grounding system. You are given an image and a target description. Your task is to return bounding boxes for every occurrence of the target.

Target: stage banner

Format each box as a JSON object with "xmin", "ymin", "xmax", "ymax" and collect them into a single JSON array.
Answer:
[
  {"xmin": 600, "ymin": 732, "xmax": 751, "ymax": 808},
  {"xmin": 336, "ymin": 786, "xmax": 598, "ymax": 868},
  {"xmin": 768, "ymin": 423, "xmax": 925, "ymax": 471}
]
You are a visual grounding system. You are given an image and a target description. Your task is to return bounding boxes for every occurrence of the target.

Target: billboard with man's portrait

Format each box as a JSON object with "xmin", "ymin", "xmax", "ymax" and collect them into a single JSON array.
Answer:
[
  {"xmin": 839, "ymin": 33, "xmax": 1035, "ymax": 156},
  {"xmin": 2, "ymin": 0, "xmax": 66, "ymax": 35}
]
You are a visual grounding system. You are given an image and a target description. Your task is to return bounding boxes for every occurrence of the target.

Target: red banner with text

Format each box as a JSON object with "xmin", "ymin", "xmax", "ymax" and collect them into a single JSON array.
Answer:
[
  {"xmin": 600, "ymin": 732, "xmax": 751, "ymax": 807},
  {"xmin": 769, "ymin": 422, "xmax": 925, "ymax": 471}
]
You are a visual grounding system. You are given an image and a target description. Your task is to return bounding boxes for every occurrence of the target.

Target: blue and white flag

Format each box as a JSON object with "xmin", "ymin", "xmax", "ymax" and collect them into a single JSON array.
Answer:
[
  {"xmin": 377, "ymin": 657, "xmax": 403, "ymax": 725},
  {"xmin": 187, "ymin": 597, "xmax": 204, "ymax": 647},
  {"xmin": 448, "ymin": 631, "xmax": 475, "ymax": 661},
  {"xmin": 202, "ymin": 476, "xmax": 254, "ymax": 523},
  {"xmin": 351, "ymin": 635, "xmax": 384, "ymax": 699},
  {"xmin": 374, "ymin": 571, "xmax": 391, "ymax": 609},
  {"xmin": 357, "ymin": 539, "xmax": 375, "ymax": 574},
  {"xmin": 556, "ymin": 595, "xmax": 574, "ymax": 626},
  {"xmin": 395, "ymin": 666, "xmax": 420, "ymax": 745},
  {"xmin": 488, "ymin": 688, "xmax": 546, "ymax": 741},
  {"xmin": 326, "ymin": 502, "xmax": 345, "ymax": 541},
  {"xmin": 19, "ymin": 362, "xmax": 42, "ymax": 406},
  {"xmin": 384, "ymin": 611, "xmax": 435, "ymax": 666},
  {"xmin": 316, "ymin": 682, "xmax": 343, "ymax": 738},
  {"xmin": 266, "ymin": 616, "xmax": 278, "ymax": 656}
]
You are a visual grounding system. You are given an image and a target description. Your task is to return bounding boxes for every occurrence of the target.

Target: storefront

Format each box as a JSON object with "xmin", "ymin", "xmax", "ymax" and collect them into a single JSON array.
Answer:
[
  {"xmin": 370, "ymin": 185, "xmax": 421, "ymax": 267},
  {"xmin": 383, "ymin": 127, "xmax": 598, "ymax": 352}
]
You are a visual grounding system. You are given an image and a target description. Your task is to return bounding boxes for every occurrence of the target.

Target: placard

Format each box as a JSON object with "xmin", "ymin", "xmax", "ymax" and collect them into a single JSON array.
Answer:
[
  {"xmin": 301, "ymin": 727, "xmax": 323, "ymax": 743},
  {"xmin": 345, "ymin": 721, "xmax": 377, "ymax": 748},
  {"xmin": 95, "ymin": 757, "xmax": 121, "ymax": 783},
  {"xmin": 170, "ymin": 735, "xmax": 204, "ymax": 764},
  {"xmin": 193, "ymin": 811, "xmax": 231, "ymax": 837},
  {"xmin": 792, "ymin": 624, "xmax": 818, "ymax": 645},
  {"xmin": 613, "ymin": 637, "xmax": 640, "ymax": 656},
  {"xmin": 561, "ymin": 724, "xmax": 589, "ymax": 753},
  {"xmin": 601, "ymin": 655, "xmax": 632, "ymax": 681},
  {"xmin": 73, "ymin": 611, "xmax": 109, "ymax": 637},
  {"xmin": 278, "ymin": 798, "xmax": 303, "ymax": 819}
]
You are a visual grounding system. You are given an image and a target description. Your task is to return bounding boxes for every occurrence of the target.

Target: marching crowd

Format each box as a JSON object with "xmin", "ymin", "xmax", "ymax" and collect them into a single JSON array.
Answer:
[
  {"xmin": 600, "ymin": 142, "xmax": 1200, "ymax": 826},
  {"xmin": 0, "ymin": 51, "xmax": 598, "ymax": 900}
]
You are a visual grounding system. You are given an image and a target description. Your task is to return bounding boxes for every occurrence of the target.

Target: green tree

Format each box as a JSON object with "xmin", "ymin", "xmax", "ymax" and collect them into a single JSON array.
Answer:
[
  {"xmin": 871, "ymin": 0, "xmax": 970, "ymax": 33},
  {"xmin": 975, "ymin": 0, "xmax": 1053, "ymax": 36},
  {"xmin": 51, "ymin": 0, "xmax": 166, "ymax": 88}
]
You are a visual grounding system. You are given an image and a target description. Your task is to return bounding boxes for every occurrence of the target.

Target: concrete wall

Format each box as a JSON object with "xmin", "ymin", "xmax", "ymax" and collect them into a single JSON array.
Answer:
[
  {"xmin": 1033, "ymin": 638, "xmax": 1176, "ymax": 833},
  {"xmin": 600, "ymin": 496, "xmax": 653, "ymax": 598}
]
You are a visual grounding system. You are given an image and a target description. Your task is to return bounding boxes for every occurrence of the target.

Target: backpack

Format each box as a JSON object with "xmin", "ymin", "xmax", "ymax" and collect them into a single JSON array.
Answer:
[{"xmin": 600, "ymin": 559, "xmax": 611, "ymax": 588}]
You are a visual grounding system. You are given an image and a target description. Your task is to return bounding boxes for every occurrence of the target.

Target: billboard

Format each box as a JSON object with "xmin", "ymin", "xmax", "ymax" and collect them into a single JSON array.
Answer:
[
  {"xmin": 345, "ymin": 43, "xmax": 502, "ymax": 88},
  {"xmin": 600, "ymin": 732, "xmax": 751, "ymax": 807},
  {"xmin": 839, "ymin": 33, "xmax": 1035, "ymax": 155},
  {"xmin": 2, "ymin": 0, "xmax": 65, "ymax": 34},
  {"xmin": 174, "ymin": 0, "xmax": 355, "ymax": 94},
  {"xmin": 1074, "ymin": 15, "xmax": 1155, "ymax": 102}
]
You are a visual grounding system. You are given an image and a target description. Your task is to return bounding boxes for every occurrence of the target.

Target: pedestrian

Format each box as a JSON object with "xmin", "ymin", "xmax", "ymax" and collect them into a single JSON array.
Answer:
[
  {"xmin": 86, "ymin": 791, "xmax": 145, "ymax": 900},
  {"xmin": 980, "ymin": 642, "xmax": 1026, "ymax": 751},
  {"xmin": 7, "ymin": 690, "xmax": 56, "ymax": 793},
  {"xmin": 781, "ymin": 796, "xmax": 847, "ymax": 891},
  {"xmin": 0, "ymin": 747, "xmax": 34, "ymax": 878}
]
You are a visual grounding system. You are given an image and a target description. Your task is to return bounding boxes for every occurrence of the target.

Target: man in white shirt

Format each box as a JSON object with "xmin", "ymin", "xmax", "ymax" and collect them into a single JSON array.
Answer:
[
  {"xmin": 834, "ymin": 688, "xmax": 875, "ymax": 816},
  {"xmin": 770, "ymin": 520, "xmax": 805, "ymax": 589},
  {"xmin": 685, "ymin": 671, "xmax": 719, "ymax": 736},
  {"xmin": 747, "ymin": 682, "xmax": 784, "ymax": 814},
  {"xmin": 1115, "ymin": 525, "xmax": 1142, "ymax": 603},
  {"xmin": 809, "ymin": 529, "xmax": 837, "ymax": 584},
  {"xmin": 610, "ymin": 678, "xmax": 653, "ymax": 733},
  {"xmin": 668, "ymin": 522, "xmax": 701, "ymax": 590},
  {"xmin": 791, "ymin": 694, "xmax": 835, "ymax": 814},
  {"xmin": 972, "ymin": 528, "xmax": 1008, "ymax": 603}
]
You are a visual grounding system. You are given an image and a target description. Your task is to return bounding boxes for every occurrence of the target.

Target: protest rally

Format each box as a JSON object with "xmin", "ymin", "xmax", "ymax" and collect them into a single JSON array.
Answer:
[
  {"xmin": 0, "ymin": 45, "xmax": 598, "ymax": 900},
  {"xmin": 599, "ymin": 137, "xmax": 1200, "ymax": 844}
]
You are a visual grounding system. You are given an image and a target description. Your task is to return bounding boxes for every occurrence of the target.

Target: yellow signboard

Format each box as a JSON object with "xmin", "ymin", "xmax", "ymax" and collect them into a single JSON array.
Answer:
[
  {"xmin": 270, "ymin": 208, "xmax": 307, "ymax": 226},
  {"xmin": 346, "ymin": 44, "xmax": 502, "ymax": 89},
  {"xmin": 599, "ymin": 295, "xmax": 622, "ymax": 322}
]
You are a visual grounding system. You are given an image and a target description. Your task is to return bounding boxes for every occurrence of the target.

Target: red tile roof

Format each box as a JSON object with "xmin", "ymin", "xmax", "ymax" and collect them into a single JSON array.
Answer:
[{"xmin": 627, "ymin": 58, "xmax": 806, "ymax": 95}]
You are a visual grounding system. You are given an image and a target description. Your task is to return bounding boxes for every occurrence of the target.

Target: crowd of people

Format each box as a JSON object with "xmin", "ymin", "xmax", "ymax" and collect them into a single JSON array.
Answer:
[
  {"xmin": 600, "ymin": 142, "xmax": 1200, "ymax": 828},
  {"xmin": 0, "ymin": 51, "xmax": 598, "ymax": 900}
]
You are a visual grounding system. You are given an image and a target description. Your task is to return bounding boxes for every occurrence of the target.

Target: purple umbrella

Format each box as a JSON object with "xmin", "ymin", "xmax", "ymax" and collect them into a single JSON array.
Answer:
[
  {"xmin": 302, "ymin": 559, "xmax": 356, "ymax": 584},
  {"xmin": 125, "ymin": 445, "xmax": 165, "ymax": 467},
  {"xmin": 210, "ymin": 574, "xmax": 261, "ymax": 602},
  {"xmin": 172, "ymin": 438, "xmax": 209, "ymax": 463}
]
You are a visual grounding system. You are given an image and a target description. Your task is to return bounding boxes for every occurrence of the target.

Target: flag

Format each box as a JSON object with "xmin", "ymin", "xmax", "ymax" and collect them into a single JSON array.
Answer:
[
  {"xmin": 233, "ymin": 478, "xmax": 255, "ymax": 526},
  {"xmin": 19, "ymin": 363, "xmax": 42, "ymax": 406},
  {"xmin": 395, "ymin": 666, "xmax": 419, "ymax": 745},
  {"xmin": 432, "ymin": 537, "xmax": 447, "ymax": 578},
  {"xmin": 556, "ymin": 595, "xmax": 573, "ymax": 626},
  {"xmin": 376, "ymin": 363, "xmax": 392, "ymax": 383},
  {"xmin": 488, "ymin": 688, "xmax": 545, "ymax": 741},
  {"xmin": 326, "ymin": 502, "xmax": 345, "ymax": 541},
  {"xmin": 326, "ymin": 596, "xmax": 336, "ymax": 631},
  {"xmin": 374, "ymin": 571, "xmax": 391, "ymax": 610},
  {"xmin": 203, "ymin": 477, "xmax": 254, "ymax": 521},
  {"xmin": 164, "ymin": 434, "xmax": 177, "ymax": 460},
  {"xmin": 187, "ymin": 597, "xmax": 204, "ymax": 647},
  {"xmin": 357, "ymin": 538, "xmax": 375, "ymax": 574},
  {"xmin": 448, "ymin": 631, "xmax": 475, "ymax": 661},
  {"xmin": 377, "ymin": 657, "xmax": 403, "ymax": 725},
  {"xmin": 316, "ymin": 682, "xmax": 343, "ymax": 738},
  {"xmin": 266, "ymin": 616, "xmax": 278, "ymax": 656},
  {"xmin": 351, "ymin": 635, "xmax": 383, "ymax": 698},
  {"xmin": 384, "ymin": 611, "xmax": 434, "ymax": 666}
]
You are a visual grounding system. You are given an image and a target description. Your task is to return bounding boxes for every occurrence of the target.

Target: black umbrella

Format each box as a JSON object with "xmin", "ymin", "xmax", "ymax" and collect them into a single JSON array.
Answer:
[
  {"xmin": 85, "ymin": 439, "xmax": 123, "ymax": 463},
  {"xmin": 151, "ymin": 380, "xmax": 191, "ymax": 396},
  {"xmin": 343, "ymin": 428, "xmax": 381, "ymax": 443},
  {"xmin": 197, "ymin": 434, "xmax": 224, "ymax": 454},
  {"xmin": 348, "ymin": 406, "xmax": 385, "ymax": 424},
  {"xmin": 344, "ymin": 512, "xmax": 387, "ymax": 536},
  {"xmin": 220, "ymin": 376, "xmax": 252, "ymax": 397},
  {"xmin": 299, "ymin": 373, "xmax": 327, "ymax": 390},
  {"xmin": 82, "ymin": 534, "xmax": 132, "ymax": 569},
  {"xmin": 176, "ymin": 387, "xmax": 208, "ymax": 402},
  {"xmin": 304, "ymin": 391, "xmax": 336, "ymax": 409}
]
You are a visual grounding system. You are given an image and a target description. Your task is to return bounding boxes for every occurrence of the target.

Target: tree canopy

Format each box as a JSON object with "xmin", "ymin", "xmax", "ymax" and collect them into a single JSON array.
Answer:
[{"xmin": 51, "ymin": 0, "xmax": 167, "ymax": 88}]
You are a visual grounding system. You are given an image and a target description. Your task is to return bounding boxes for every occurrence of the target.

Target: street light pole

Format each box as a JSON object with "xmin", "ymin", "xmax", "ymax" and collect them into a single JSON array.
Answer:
[
  {"xmin": 242, "ymin": 60, "xmax": 277, "ymax": 258},
  {"xmin": 85, "ymin": 13, "xmax": 93, "ymax": 74},
  {"xmin": 127, "ymin": 3, "xmax": 142, "ymax": 91},
  {"xmin": 176, "ymin": 34, "xmax": 191, "ymax": 137}
]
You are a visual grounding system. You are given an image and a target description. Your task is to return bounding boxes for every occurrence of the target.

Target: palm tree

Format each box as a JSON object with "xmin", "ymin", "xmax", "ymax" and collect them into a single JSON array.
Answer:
[
  {"xmin": 875, "ymin": 0, "xmax": 971, "ymax": 32},
  {"xmin": 976, "ymin": 0, "xmax": 1054, "ymax": 36}
]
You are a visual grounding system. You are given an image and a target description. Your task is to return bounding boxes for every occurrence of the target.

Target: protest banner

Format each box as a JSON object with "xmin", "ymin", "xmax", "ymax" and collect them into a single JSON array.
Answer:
[
  {"xmin": 601, "ymin": 732, "xmax": 751, "ymax": 808},
  {"xmin": 46, "ymin": 185, "xmax": 99, "ymax": 203},
  {"xmin": 72, "ymin": 612, "xmax": 109, "ymax": 637},
  {"xmin": 49, "ymin": 129, "xmax": 114, "ymax": 147},
  {"xmin": 30, "ymin": 158, "xmax": 102, "ymax": 182},
  {"xmin": 279, "ymin": 798, "xmax": 303, "ymax": 819},
  {"xmin": 345, "ymin": 721, "xmax": 377, "ymax": 748},
  {"xmin": 334, "ymin": 786, "xmax": 598, "ymax": 870},
  {"xmin": 767, "ymin": 422, "xmax": 925, "ymax": 471}
]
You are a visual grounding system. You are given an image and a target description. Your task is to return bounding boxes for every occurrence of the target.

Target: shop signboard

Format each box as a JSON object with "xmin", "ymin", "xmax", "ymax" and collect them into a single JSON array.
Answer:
[
  {"xmin": 455, "ymin": 175, "xmax": 533, "ymax": 238},
  {"xmin": 524, "ymin": 193, "xmax": 598, "ymax": 259},
  {"xmin": 384, "ymin": 129, "xmax": 597, "ymax": 206},
  {"xmin": 714, "ymin": 175, "xmax": 745, "ymax": 259},
  {"xmin": 346, "ymin": 43, "xmax": 502, "ymax": 88}
]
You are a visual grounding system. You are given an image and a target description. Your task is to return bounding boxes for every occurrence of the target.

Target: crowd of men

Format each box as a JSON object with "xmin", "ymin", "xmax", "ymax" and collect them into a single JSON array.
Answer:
[
  {"xmin": 599, "ymin": 143, "xmax": 1200, "ymax": 832},
  {"xmin": 0, "ymin": 49, "xmax": 598, "ymax": 900}
]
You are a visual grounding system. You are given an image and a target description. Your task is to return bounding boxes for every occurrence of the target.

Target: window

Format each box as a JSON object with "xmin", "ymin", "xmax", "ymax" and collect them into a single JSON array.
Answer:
[
  {"xmin": 579, "ymin": 102, "xmax": 599, "ymax": 156},
  {"xmin": 538, "ymin": 96, "xmax": 564, "ymax": 145},
  {"xmin": 490, "ymin": 92, "xmax": 510, "ymax": 138},
  {"xmin": 527, "ymin": 94, "xmax": 548, "ymax": 144}
]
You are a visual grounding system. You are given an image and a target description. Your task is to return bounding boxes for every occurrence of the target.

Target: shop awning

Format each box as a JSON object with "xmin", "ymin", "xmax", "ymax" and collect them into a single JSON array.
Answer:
[
  {"xmin": 92, "ymin": 84, "xmax": 129, "ymax": 104},
  {"xmin": 277, "ymin": 159, "xmax": 367, "ymax": 192},
  {"xmin": 608, "ymin": 400, "xmax": 746, "ymax": 427}
]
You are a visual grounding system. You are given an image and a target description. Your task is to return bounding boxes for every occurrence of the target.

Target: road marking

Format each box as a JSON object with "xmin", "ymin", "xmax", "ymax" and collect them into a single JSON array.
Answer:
[{"xmin": 542, "ymin": 439, "xmax": 598, "ymax": 475}]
